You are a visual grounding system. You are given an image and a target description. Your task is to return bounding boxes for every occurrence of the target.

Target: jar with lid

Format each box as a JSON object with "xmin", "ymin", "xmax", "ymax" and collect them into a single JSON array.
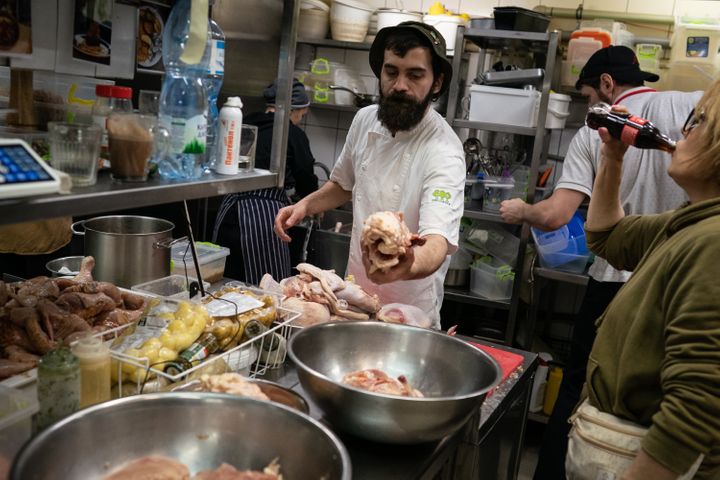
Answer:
[
  {"xmin": 36, "ymin": 347, "xmax": 80, "ymax": 432},
  {"xmin": 71, "ymin": 335, "xmax": 111, "ymax": 408},
  {"xmin": 92, "ymin": 86, "xmax": 134, "ymax": 164}
]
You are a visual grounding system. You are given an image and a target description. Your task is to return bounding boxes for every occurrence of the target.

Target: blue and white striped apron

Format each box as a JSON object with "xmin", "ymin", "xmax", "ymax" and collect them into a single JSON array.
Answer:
[{"xmin": 212, "ymin": 188, "xmax": 291, "ymax": 285}]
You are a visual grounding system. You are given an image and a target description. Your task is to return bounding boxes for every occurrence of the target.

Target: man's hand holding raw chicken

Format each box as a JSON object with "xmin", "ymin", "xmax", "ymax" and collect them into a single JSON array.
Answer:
[{"xmin": 361, "ymin": 211, "xmax": 447, "ymax": 284}]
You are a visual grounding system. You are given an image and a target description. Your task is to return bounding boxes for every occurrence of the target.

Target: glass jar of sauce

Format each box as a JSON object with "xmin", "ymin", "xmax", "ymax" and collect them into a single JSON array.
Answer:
[
  {"xmin": 36, "ymin": 347, "xmax": 80, "ymax": 431},
  {"xmin": 72, "ymin": 336, "xmax": 111, "ymax": 408}
]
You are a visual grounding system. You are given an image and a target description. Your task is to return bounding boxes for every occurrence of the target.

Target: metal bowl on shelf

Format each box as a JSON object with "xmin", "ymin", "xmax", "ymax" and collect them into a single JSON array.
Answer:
[
  {"xmin": 288, "ymin": 321, "xmax": 501, "ymax": 444},
  {"xmin": 11, "ymin": 393, "xmax": 351, "ymax": 479},
  {"xmin": 45, "ymin": 255, "xmax": 84, "ymax": 277}
]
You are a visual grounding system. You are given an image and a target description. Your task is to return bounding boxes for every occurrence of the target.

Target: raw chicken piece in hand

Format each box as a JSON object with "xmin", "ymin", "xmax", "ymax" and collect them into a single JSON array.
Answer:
[
  {"xmin": 361, "ymin": 211, "xmax": 426, "ymax": 274},
  {"xmin": 377, "ymin": 303, "xmax": 432, "ymax": 329}
]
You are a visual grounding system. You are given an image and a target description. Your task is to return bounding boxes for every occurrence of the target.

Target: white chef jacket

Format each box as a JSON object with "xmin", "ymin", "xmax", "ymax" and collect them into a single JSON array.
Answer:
[{"xmin": 330, "ymin": 105, "xmax": 465, "ymax": 328}]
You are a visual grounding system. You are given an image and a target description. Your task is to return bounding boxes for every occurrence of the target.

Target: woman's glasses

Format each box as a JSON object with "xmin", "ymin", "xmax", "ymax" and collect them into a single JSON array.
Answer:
[{"xmin": 682, "ymin": 108, "xmax": 705, "ymax": 136}]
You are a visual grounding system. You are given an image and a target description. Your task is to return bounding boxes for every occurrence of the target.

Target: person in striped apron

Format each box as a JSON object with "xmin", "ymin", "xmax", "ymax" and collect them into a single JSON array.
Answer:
[{"xmin": 212, "ymin": 79, "xmax": 318, "ymax": 285}]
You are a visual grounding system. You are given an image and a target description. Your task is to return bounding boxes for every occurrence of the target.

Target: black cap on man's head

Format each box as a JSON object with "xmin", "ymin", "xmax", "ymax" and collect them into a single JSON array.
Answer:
[
  {"xmin": 369, "ymin": 21, "xmax": 453, "ymax": 97},
  {"xmin": 576, "ymin": 45, "xmax": 659, "ymax": 90}
]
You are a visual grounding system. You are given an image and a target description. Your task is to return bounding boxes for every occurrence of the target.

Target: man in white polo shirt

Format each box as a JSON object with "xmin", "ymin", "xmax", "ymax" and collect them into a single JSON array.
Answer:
[
  {"xmin": 499, "ymin": 45, "xmax": 702, "ymax": 479},
  {"xmin": 274, "ymin": 22, "xmax": 464, "ymax": 329}
]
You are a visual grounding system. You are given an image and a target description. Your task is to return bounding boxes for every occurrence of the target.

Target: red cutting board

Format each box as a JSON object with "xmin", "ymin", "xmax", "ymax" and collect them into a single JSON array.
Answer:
[{"xmin": 470, "ymin": 342, "xmax": 524, "ymax": 385}]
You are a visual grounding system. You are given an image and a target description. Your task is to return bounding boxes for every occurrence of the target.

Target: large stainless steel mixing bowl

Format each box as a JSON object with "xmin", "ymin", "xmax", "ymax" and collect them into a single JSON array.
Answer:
[
  {"xmin": 11, "ymin": 393, "xmax": 351, "ymax": 479},
  {"xmin": 288, "ymin": 321, "xmax": 502, "ymax": 444}
]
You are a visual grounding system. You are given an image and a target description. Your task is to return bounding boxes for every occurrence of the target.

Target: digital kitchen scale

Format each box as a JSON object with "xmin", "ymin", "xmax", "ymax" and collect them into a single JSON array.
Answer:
[{"xmin": 0, "ymin": 139, "xmax": 61, "ymax": 200}]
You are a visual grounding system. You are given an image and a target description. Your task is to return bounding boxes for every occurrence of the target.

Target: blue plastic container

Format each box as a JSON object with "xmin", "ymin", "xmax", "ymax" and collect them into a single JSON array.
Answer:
[{"xmin": 532, "ymin": 212, "xmax": 589, "ymax": 272}]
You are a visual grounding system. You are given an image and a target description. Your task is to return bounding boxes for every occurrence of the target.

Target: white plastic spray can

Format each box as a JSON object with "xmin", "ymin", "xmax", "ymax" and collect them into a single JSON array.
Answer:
[{"xmin": 215, "ymin": 96, "xmax": 243, "ymax": 175}]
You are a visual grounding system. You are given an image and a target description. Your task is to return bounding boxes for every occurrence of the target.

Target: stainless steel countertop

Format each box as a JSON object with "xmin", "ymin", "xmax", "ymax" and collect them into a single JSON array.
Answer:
[{"xmin": 260, "ymin": 337, "xmax": 537, "ymax": 480}]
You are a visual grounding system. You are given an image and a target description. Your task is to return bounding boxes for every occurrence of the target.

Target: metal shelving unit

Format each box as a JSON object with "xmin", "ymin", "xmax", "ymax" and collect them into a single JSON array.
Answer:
[
  {"xmin": 0, "ymin": 170, "xmax": 278, "ymax": 226},
  {"xmin": 297, "ymin": 37, "xmax": 372, "ymax": 51},
  {"xmin": 444, "ymin": 26, "xmax": 560, "ymax": 346},
  {"xmin": 1, "ymin": 0, "xmax": 299, "ymax": 226}
]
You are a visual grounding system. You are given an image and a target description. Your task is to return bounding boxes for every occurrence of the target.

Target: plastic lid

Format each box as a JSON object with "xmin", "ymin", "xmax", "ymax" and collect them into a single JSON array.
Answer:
[
  {"xmin": 96, "ymin": 84, "xmax": 114, "ymax": 98},
  {"xmin": 171, "ymin": 240, "xmax": 230, "ymax": 265},
  {"xmin": 224, "ymin": 96, "xmax": 243, "ymax": 108},
  {"xmin": 71, "ymin": 335, "xmax": 109, "ymax": 360},
  {"xmin": 112, "ymin": 86, "xmax": 133, "ymax": 99}
]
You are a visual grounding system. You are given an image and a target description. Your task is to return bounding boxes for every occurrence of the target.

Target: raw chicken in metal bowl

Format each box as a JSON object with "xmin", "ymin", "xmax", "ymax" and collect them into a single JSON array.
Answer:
[
  {"xmin": 10, "ymin": 392, "xmax": 351, "ymax": 479},
  {"xmin": 288, "ymin": 321, "xmax": 502, "ymax": 444}
]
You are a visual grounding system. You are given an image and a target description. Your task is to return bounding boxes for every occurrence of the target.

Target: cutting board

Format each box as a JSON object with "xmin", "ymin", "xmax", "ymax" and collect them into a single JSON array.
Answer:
[{"xmin": 470, "ymin": 342, "xmax": 524, "ymax": 385}]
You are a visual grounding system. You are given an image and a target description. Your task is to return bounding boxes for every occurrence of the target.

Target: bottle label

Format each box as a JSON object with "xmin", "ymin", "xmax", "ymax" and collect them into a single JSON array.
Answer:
[
  {"xmin": 160, "ymin": 114, "xmax": 207, "ymax": 154},
  {"xmin": 621, "ymin": 116, "xmax": 647, "ymax": 146},
  {"xmin": 220, "ymin": 117, "xmax": 240, "ymax": 167},
  {"xmin": 209, "ymin": 39, "xmax": 225, "ymax": 76}
]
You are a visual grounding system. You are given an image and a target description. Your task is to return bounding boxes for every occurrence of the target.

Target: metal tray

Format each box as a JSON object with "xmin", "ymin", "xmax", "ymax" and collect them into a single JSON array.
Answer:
[{"xmin": 477, "ymin": 68, "xmax": 544, "ymax": 86}]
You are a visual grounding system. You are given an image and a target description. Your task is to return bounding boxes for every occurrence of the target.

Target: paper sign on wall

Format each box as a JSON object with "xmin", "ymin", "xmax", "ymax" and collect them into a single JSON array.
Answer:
[
  {"xmin": 0, "ymin": 0, "xmax": 32, "ymax": 57},
  {"xmin": 72, "ymin": 0, "xmax": 113, "ymax": 66}
]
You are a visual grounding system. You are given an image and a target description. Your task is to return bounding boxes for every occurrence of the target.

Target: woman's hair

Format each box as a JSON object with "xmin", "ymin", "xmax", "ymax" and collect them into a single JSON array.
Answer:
[{"xmin": 692, "ymin": 78, "xmax": 720, "ymax": 183}]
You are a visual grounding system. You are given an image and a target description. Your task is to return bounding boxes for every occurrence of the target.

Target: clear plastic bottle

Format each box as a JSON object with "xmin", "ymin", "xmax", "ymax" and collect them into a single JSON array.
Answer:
[
  {"xmin": 92, "ymin": 84, "xmax": 114, "ymax": 163},
  {"xmin": 158, "ymin": 0, "xmax": 210, "ymax": 180},
  {"xmin": 72, "ymin": 336, "xmax": 111, "ymax": 408},
  {"xmin": 203, "ymin": 0, "xmax": 225, "ymax": 171}
]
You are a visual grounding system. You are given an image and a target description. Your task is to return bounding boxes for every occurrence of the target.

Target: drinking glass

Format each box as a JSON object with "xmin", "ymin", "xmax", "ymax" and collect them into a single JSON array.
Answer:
[
  {"xmin": 138, "ymin": 90, "xmax": 161, "ymax": 115},
  {"xmin": 48, "ymin": 122, "xmax": 103, "ymax": 187},
  {"xmin": 107, "ymin": 113, "xmax": 169, "ymax": 182},
  {"xmin": 239, "ymin": 124, "xmax": 258, "ymax": 173}
]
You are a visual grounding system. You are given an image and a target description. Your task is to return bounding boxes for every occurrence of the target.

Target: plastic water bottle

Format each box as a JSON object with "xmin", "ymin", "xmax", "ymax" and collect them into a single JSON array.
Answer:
[
  {"xmin": 157, "ymin": 0, "xmax": 210, "ymax": 180},
  {"xmin": 203, "ymin": 3, "xmax": 225, "ymax": 171}
]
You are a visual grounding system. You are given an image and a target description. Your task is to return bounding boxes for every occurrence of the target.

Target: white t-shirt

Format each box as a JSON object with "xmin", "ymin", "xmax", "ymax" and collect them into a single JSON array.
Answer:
[
  {"xmin": 330, "ymin": 105, "xmax": 465, "ymax": 328},
  {"xmin": 556, "ymin": 87, "xmax": 703, "ymax": 282}
]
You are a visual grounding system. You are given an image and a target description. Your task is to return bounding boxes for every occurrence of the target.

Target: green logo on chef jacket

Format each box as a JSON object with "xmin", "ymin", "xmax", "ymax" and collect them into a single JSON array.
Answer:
[{"xmin": 432, "ymin": 189, "xmax": 452, "ymax": 204}]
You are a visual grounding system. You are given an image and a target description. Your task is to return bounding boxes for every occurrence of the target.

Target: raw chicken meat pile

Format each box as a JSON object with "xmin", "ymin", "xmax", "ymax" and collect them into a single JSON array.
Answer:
[
  {"xmin": 199, "ymin": 373, "xmax": 269, "ymax": 401},
  {"xmin": 260, "ymin": 263, "xmax": 381, "ymax": 327},
  {"xmin": 360, "ymin": 211, "xmax": 425, "ymax": 274},
  {"xmin": 342, "ymin": 368, "xmax": 423, "ymax": 397},
  {"xmin": 0, "ymin": 256, "xmax": 147, "ymax": 379},
  {"xmin": 103, "ymin": 456, "xmax": 282, "ymax": 480}
]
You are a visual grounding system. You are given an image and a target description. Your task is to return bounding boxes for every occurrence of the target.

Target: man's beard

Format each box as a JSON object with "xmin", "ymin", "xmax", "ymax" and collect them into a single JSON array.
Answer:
[{"xmin": 377, "ymin": 88, "xmax": 434, "ymax": 133}]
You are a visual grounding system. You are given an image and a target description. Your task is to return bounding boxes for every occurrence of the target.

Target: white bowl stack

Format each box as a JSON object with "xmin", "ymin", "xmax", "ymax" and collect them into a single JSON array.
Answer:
[
  {"xmin": 331, "ymin": 0, "xmax": 375, "ymax": 42},
  {"xmin": 299, "ymin": 0, "xmax": 331, "ymax": 39}
]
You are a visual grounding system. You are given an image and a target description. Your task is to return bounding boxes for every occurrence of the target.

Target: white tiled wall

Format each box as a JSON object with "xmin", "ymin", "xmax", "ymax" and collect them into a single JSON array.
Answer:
[{"xmin": 300, "ymin": 0, "xmax": 705, "ymax": 170}]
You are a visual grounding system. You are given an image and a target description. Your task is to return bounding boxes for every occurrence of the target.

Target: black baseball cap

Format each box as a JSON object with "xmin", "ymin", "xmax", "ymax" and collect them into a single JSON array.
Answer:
[
  {"xmin": 575, "ymin": 45, "xmax": 659, "ymax": 90},
  {"xmin": 369, "ymin": 21, "xmax": 453, "ymax": 97},
  {"xmin": 263, "ymin": 78, "xmax": 310, "ymax": 109}
]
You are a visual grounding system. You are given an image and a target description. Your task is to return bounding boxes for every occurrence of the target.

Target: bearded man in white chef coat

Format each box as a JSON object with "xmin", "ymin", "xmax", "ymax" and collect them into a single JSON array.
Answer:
[{"xmin": 274, "ymin": 22, "xmax": 465, "ymax": 329}]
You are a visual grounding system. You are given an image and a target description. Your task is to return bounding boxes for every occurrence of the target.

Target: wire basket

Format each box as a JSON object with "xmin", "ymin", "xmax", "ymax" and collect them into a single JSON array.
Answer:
[{"xmin": 109, "ymin": 290, "xmax": 300, "ymax": 397}]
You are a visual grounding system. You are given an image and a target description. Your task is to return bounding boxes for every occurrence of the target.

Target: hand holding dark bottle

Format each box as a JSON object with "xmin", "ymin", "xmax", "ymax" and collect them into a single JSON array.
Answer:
[{"xmin": 585, "ymin": 102, "xmax": 677, "ymax": 153}]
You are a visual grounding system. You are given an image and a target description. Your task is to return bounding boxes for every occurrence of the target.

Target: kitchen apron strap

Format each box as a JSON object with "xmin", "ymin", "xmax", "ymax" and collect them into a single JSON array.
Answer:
[{"xmin": 236, "ymin": 189, "xmax": 291, "ymax": 285}]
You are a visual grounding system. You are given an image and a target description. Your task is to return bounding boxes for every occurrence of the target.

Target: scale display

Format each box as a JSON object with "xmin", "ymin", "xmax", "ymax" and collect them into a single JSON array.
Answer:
[{"xmin": 0, "ymin": 139, "xmax": 61, "ymax": 200}]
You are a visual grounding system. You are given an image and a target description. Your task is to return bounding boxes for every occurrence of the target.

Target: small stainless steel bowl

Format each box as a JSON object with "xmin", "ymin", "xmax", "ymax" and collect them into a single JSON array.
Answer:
[
  {"xmin": 288, "ymin": 321, "xmax": 501, "ymax": 444},
  {"xmin": 45, "ymin": 255, "xmax": 84, "ymax": 277},
  {"xmin": 11, "ymin": 393, "xmax": 350, "ymax": 479}
]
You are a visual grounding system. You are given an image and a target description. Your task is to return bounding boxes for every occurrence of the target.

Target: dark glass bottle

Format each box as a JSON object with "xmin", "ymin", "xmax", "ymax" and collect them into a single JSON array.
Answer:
[{"xmin": 585, "ymin": 102, "xmax": 676, "ymax": 153}]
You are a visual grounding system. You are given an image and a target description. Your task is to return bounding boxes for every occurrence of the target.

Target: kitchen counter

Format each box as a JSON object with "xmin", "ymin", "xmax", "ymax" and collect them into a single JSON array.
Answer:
[{"xmin": 260, "ymin": 338, "xmax": 537, "ymax": 480}]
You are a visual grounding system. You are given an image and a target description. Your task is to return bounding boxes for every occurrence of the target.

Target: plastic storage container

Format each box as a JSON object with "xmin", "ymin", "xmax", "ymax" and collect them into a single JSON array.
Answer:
[
  {"xmin": 422, "ymin": 14, "xmax": 466, "ymax": 55},
  {"xmin": 562, "ymin": 37, "xmax": 604, "ymax": 87},
  {"xmin": 170, "ymin": 241, "xmax": 230, "ymax": 283},
  {"xmin": 670, "ymin": 17, "xmax": 720, "ymax": 67},
  {"xmin": 469, "ymin": 258, "xmax": 514, "ymax": 300},
  {"xmin": 492, "ymin": 7, "xmax": 549, "ymax": 32},
  {"xmin": 481, "ymin": 176, "xmax": 515, "ymax": 213},
  {"xmin": 469, "ymin": 85, "xmax": 570, "ymax": 129},
  {"xmin": 330, "ymin": 0, "xmax": 374, "ymax": 42},
  {"xmin": 531, "ymin": 212, "xmax": 590, "ymax": 273},
  {"xmin": 131, "ymin": 274, "xmax": 211, "ymax": 299},
  {"xmin": 636, "ymin": 43, "xmax": 663, "ymax": 76},
  {"xmin": 0, "ymin": 385, "xmax": 38, "ymax": 464},
  {"xmin": 464, "ymin": 220, "xmax": 521, "ymax": 267}
]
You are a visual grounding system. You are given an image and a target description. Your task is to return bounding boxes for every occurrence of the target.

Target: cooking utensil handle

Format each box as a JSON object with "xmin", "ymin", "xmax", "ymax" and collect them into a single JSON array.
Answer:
[
  {"xmin": 154, "ymin": 235, "xmax": 188, "ymax": 249},
  {"xmin": 70, "ymin": 220, "xmax": 86, "ymax": 236}
]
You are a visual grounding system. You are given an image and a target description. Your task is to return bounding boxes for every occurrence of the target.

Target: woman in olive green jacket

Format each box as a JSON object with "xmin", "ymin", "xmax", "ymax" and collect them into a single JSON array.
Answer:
[{"xmin": 572, "ymin": 79, "xmax": 720, "ymax": 479}]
